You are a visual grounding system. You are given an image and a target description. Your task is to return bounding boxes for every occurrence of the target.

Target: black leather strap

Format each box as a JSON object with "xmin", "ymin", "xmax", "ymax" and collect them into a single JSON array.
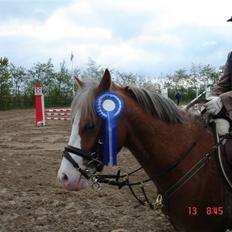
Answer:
[
  {"xmin": 63, "ymin": 150, "xmax": 81, "ymax": 169},
  {"xmin": 65, "ymin": 145, "xmax": 94, "ymax": 161}
]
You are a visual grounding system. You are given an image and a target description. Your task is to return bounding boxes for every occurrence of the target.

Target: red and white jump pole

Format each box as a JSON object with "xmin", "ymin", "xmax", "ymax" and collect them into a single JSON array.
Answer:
[
  {"xmin": 35, "ymin": 83, "xmax": 71, "ymax": 126},
  {"xmin": 35, "ymin": 83, "xmax": 45, "ymax": 127}
]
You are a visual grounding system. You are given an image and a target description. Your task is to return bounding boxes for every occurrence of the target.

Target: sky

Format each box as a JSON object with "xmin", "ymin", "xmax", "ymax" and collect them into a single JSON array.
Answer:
[{"xmin": 0, "ymin": 0, "xmax": 232, "ymax": 77}]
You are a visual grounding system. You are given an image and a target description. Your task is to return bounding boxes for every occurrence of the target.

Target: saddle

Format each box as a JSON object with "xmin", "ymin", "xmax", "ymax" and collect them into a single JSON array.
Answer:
[{"xmin": 218, "ymin": 133, "xmax": 232, "ymax": 189}]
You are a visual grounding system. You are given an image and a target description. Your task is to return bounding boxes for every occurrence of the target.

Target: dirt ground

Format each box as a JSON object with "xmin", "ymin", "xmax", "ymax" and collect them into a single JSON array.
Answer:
[{"xmin": 0, "ymin": 109, "xmax": 175, "ymax": 232}]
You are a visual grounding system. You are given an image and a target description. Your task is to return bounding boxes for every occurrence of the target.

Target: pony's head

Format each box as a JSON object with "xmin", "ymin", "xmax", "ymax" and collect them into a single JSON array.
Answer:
[
  {"xmin": 57, "ymin": 69, "xmax": 127, "ymax": 191},
  {"xmin": 57, "ymin": 68, "xmax": 181, "ymax": 191}
]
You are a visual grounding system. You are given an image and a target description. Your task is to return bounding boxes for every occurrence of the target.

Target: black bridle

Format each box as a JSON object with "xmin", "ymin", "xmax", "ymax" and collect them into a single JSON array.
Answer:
[{"xmin": 63, "ymin": 138, "xmax": 104, "ymax": 180}]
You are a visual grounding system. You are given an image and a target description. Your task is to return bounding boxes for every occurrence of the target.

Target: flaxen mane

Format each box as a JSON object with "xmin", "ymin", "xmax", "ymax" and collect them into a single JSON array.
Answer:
[
  {"xmin": 71, "ymin": 81, "xmax": 98, "ymax": 122},
  {"xmin": 125, "ymin": 86, "xmax": 182, "ymax": 123},
  {"xmin": 71, "ymin": 81, "xmax": 182, "ymax": 124}
]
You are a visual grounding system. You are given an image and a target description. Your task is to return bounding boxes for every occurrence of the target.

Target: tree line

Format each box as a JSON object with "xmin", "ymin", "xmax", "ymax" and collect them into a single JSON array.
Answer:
[{"xmin": 0, "ymin": 57, "xmax": 223, "ymax": 110}]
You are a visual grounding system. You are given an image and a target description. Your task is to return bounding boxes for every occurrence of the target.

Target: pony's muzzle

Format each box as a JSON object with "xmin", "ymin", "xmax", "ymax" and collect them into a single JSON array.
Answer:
[{"xmin": 57, "ymin": 170, "xmax": 88, "ymax": 191}]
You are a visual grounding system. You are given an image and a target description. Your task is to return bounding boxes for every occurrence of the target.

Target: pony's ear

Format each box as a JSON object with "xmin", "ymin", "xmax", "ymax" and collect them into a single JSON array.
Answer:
[
  {"xmin": 75, "ymin": 77, "xmax": 84, "ymax": 88},
  {"xmin": 97, "ymin": 69, "xmax": 112, "ymax": 92}
]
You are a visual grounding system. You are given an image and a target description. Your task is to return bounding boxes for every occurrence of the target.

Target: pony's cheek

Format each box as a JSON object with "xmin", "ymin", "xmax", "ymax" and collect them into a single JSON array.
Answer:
[
  {"xmin": 117, "ymin": 124, "xmax": 127, "ymax": 149},
  {"xmin": 81, "ymin": 132, "xmax": 100, "ymax": 151}
]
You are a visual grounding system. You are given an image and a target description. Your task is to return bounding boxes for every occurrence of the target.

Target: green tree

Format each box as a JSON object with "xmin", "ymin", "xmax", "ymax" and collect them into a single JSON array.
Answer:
[
  {"xmin": 82, "ymin": 58, "xmax": 105, "ymax": 81},
  {"xmin": 9, "ymin": 64, "xmax": 26, "ymax": 96},
  {"xmin": 199, "ymin": 64, "xmax": 222, "ymax": 86},
  {"xmin": 0, "ymin": 57, "xmax": 11, "ymax": 110},
  {"xmin": 46, "ymin": 61, "xmax": 73, "ymax": 107},
  {"xmin": 115, "ymin": 71, "xmax": 139, "ymax": 86},
  {"xmin": 25, "ymin": 59, "xmax": 55, "ymax": 96}
]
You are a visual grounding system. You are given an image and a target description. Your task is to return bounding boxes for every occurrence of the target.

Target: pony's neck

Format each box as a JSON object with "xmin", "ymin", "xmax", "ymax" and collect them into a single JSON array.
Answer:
[{"xmin": 124, "ymin": 101, "xmax": 207, "ymax": 191}]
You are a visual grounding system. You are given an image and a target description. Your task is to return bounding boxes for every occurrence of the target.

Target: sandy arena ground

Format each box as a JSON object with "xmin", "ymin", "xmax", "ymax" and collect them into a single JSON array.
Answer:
[{"xmin": 0, "ymin": 109, "xmax": 175, "ymax": 232}]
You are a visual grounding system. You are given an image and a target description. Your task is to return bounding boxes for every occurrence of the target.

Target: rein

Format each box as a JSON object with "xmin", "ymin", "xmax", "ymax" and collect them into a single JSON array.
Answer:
[
  {"xmin": 93, "ymin": 168, "xmax": 155, "ymax": 209},
  {"xmin": 93, "ymin": 139, "xmax": 198, "ymax": 209},
  {"xmin": 94, "ymin": 134, "xmax": 228, "ymax": 210},
  {"xmin": 63, "ymin": 126, "xmax": 229, "ymax": 210},
  {"xmin": 162, "ymin": 135, "xmax": 227, "ymax": 203}
]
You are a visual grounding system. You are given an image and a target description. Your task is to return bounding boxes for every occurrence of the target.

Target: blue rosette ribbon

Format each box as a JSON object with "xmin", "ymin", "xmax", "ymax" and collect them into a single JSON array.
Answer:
[{"xmin": 95, "ymin": 91, "xmax": 124, "ymax": 166}]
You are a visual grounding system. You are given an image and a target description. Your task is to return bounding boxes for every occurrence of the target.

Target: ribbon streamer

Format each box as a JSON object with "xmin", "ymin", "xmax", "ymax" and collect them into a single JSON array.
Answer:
[{"xmin": 95, "ymin": 91, "xmax": 124, "ymax": 166}]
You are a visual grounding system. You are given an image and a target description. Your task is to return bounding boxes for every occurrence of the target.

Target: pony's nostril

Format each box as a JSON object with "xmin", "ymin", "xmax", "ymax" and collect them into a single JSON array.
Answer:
[{"xmin": 61, "ymin": 173, "xmax": 68, "ymax": 182}]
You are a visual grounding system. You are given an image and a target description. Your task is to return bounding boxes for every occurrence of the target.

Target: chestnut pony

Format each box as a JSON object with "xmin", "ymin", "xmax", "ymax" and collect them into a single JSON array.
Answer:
[{"xmin": 57, "ymin": 69, "xmax": 232, "ymax": 232}]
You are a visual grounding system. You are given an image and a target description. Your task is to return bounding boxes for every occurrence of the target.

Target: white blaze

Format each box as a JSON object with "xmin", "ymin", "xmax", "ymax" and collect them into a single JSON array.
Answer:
[{"xmin": 57, "ymin": 110, "xmax": 88, "ymax": 190}]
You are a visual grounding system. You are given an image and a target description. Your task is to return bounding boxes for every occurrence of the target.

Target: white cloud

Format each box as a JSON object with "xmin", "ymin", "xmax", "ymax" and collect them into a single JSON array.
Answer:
[{"xmin": 0, "ymin": 0, "xmax": 232, "ymax": 75}]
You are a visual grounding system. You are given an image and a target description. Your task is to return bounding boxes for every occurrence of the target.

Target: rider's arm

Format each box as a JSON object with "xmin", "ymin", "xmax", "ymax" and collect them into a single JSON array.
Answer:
[
  {"xmin": 205, "ymin": 52, "xmax": 232, "ymax": 117},
  {"xmin": 220, "ymin": 90, "xmax": 232, "ymax": 119},
  {"xmin": 210, "ymin": 54, "xmax": 231, "ymax": 96}
]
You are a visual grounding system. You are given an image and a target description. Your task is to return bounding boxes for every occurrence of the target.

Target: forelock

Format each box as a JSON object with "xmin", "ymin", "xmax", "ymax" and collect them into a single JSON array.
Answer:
[{"xmin": 71, "ymin": 81, "xmax": 98, "ymax": 123}]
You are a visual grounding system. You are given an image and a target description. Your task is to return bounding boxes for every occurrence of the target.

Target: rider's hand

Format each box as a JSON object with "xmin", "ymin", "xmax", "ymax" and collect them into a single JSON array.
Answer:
[{"xmin": 205, "ymin": 96, "xmax": 223, "ymax": 115}]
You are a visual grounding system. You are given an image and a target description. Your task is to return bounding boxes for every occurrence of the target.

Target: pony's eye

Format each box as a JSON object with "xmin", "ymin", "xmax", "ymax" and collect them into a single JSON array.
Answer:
[{"xmin": 84, "ymin": 123, "xmax": 95, "ymax": 131}]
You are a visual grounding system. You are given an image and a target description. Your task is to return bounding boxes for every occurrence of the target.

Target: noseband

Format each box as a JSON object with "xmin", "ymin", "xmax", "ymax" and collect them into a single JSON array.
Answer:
[{"xmin": 62, "ymin": 138, "xmax": 104, "ymax": 179}]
